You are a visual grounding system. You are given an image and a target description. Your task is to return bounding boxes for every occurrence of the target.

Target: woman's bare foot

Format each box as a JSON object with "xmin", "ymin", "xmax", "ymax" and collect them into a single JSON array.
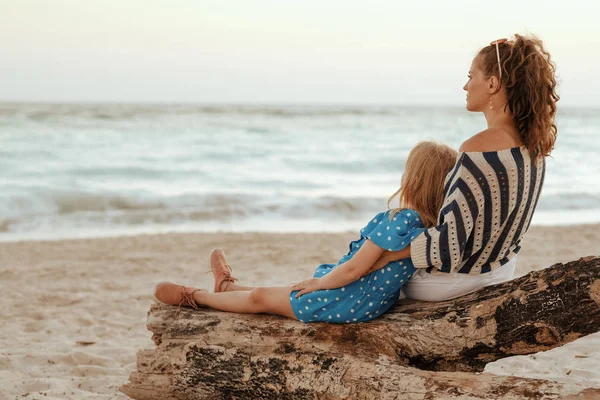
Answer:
[{"xmin": 210, "ymin": 248, "xmax": 238, "ymax": 293}]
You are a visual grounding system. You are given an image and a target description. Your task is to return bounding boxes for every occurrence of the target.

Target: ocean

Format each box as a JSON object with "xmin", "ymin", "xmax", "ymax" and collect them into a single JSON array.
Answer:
[{"xmin": 1, "ymin": 103, "xmax": 599, "ymax": 241}]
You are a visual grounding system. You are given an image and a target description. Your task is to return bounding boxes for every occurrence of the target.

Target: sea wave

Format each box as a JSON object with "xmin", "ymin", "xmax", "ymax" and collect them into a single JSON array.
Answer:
[
  {"xmin": 1, "ymin": 103, "xmax": 599, "ymax": 240},
  {"xmin": 1, "ymin": 190, "xmax": 251, "ymax": 216},
  {"xmin": 0, "ymin": 103, "xmax": 465, "ymax": 121},
  {"xmin": 2, "ymin": 186, "xmax": 600, "ymax": 236},
  {"xmin": 2, "ymin": 103, "xmax": 599, "ymax": 122},
  {"xmin": 0, "ymin": 190, "xmax": 384, "ymax": 234},
  {"xmin": 537, "ymin": 193, "xmax": 600, "ymax": 210},
  {"xmin": 65, "ymin": 165, "xmax": 207, "ymax": 179}
]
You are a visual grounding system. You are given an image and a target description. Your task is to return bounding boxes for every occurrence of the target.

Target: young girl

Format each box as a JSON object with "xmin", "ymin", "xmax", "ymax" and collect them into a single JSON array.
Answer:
[{"xmin": 154, "ymin": 141, "xmax": 458, "ymax": 323}]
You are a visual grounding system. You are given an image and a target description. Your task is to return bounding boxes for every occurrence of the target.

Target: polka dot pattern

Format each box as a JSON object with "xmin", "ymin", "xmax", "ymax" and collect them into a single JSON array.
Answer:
[{"xmin": 290, "ymin": 209, "xmax": 423, "ymax": 324}]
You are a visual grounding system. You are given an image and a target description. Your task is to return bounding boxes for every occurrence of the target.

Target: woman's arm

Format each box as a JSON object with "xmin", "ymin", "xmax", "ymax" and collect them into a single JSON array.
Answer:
[{"xmin": 292, "ymin": 239, "xmax": 384, "ymax": 297}]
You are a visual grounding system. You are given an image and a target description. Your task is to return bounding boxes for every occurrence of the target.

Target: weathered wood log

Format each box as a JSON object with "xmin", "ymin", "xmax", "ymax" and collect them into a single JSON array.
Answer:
[{"xmin": 121, "ymin": 256, "xmax": 600, "ymax": 399}]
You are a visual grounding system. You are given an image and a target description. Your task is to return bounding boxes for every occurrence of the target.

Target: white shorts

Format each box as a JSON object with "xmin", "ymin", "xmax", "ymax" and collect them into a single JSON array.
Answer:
[{"xmin": 401, "ymin": 256, "xmax": 517, "ymax": 302}]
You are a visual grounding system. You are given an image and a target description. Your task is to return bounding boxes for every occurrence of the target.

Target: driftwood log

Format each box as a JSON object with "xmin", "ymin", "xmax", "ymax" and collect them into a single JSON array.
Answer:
[{"xmin": 121, "ymin": 256, "xmax": 600, "ymax": 399}]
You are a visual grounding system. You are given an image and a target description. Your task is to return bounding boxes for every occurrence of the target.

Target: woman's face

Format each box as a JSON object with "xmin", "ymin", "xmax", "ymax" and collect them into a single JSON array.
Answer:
[{"xmin": 463, "ymin": 56, "xmax": 490, "ymax": 112}]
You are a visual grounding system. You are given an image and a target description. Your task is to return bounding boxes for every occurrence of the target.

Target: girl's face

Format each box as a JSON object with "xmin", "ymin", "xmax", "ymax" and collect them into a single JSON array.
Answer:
[{"xmin": 463, "ymin": 57, "xmax": 491, "ymax": 112}]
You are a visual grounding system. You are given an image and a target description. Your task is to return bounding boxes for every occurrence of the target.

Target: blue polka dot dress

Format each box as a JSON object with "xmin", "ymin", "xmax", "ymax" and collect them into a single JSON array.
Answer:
[{"xmin": 290, "ymin": 209, "xmax": 425, "ymax": 323}]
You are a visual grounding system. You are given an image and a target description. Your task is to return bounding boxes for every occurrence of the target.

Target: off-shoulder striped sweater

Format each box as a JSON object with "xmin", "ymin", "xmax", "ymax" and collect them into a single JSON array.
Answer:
[{"xmin": 410, "ymin": 146, "xmax": 545, "ymax": 274}]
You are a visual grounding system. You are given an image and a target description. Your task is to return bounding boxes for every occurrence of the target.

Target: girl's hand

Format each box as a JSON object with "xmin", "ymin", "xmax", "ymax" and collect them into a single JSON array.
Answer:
[{"xmin": 292, "ymin": 278, "xmax": 322, "ymax": 298}]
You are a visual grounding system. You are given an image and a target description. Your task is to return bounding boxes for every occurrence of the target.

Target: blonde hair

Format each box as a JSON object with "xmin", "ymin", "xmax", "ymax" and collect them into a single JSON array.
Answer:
[{"xmin": 388, "ymin": 141, "xmax": 458, "ymax": 227}]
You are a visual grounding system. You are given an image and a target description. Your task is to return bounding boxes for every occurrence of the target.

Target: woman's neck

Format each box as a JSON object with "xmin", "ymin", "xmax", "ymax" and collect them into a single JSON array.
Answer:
[
  {"xmin": 483, "ymin": 105, "xmax": 512, "ymax": 128},
  {"xmin": 482, "ymin": 105, "xmax": 522, "ymax": 145}
]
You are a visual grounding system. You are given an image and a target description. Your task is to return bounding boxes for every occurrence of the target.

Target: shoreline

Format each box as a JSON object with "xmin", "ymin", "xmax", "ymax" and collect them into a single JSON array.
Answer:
[
  {"xmin": 2, "ymin": 220, "xmax": 600, "ymax": 245},
  {"xmin": 1, "ymin": 226, "xmax": 599, "ymax": 398}
]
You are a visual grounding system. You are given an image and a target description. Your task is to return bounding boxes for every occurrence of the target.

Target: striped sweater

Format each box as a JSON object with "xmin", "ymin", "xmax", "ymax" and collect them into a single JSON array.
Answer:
[{"xmin": 410, "ymin": 146, "xmax": 545, "ymax": 275}]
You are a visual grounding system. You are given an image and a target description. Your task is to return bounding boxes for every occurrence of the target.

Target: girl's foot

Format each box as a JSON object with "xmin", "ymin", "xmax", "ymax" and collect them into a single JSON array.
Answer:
[
  {"xmin": 210, "ymin": 248, "xmax": 238, "ymax": 293},
  {"xmin": 154, "ymin": 282, "xmax": 207, "ymax": 309}
]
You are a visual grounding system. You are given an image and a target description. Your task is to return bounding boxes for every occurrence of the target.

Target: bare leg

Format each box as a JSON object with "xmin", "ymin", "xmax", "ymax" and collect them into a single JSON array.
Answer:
[
  {"xmin": 223, "ymin": 282, "xmax": 257, "ymax": 291},
  {"xmin": 192, "ymin": 285, "xmax": 297, "ymax": 320}
]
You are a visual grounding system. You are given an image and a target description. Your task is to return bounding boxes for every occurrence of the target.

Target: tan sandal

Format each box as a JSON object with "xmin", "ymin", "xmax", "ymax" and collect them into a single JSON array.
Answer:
[
  {"xmin": 154, "ymin": 282, "xmax": 206, "ymax": 309},
  {"xmin": 209, "ymin": 248, "xmax": 238, "ymax": 293}
]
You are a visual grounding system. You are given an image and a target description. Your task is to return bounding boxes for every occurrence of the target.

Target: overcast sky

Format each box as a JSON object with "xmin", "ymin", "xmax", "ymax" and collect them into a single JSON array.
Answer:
[{"xmin": 1, "ymin": 0, "xmax": 599, "ymax": 107}]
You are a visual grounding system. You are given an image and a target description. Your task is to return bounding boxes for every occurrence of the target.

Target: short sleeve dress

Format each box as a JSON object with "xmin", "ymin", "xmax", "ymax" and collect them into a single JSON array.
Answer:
[{"xmin": 289, "ymin": 209, "xmax": 425, "ymax": 323}]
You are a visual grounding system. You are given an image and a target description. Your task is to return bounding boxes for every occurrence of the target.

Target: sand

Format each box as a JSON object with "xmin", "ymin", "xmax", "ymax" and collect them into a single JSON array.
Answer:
[{"xmin": 1, "ymin": 224, "xmax": 599, "ymax": 399}]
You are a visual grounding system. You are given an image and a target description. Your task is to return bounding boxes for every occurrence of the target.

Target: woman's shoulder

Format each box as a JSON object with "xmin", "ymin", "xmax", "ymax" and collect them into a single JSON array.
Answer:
[{"xmin": 459, "ymin": 129, "xmax": 523, "ymax": 153}]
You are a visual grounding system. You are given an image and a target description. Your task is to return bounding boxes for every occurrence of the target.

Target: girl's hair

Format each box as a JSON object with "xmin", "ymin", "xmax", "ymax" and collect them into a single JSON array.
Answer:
[
  {"xmin": 388, "ymin": 141, "xmax": 458, "ymax": 228},
  {"xmin": 477, "ymin": 33, "xmax": 560, "ymax": 160}
]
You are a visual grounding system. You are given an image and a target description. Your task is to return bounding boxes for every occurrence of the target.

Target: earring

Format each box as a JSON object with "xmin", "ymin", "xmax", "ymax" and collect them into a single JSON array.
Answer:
[{"xmin": 489, "ymin": 96, "xmax": 493, "ymax": 110}]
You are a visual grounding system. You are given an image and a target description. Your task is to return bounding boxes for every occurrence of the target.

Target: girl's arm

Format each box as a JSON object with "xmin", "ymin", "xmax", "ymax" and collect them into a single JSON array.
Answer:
[
  {"xmin": 292, "ymin": 239, "xmax": 384, "ymax": 297},
  {"xmin": 361, "ymin": 246, "xmax": 411, "ymax": 276}
]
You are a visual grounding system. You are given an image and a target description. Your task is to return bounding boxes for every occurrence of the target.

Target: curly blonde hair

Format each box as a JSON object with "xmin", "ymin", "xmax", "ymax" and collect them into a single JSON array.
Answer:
[
  {"xmin": 477, "ymin": 34, "xmax": 560, "ymax": 160},
  {"xmin": 388, "ymin": 141, "xmax": 458, "ymax": 228}
]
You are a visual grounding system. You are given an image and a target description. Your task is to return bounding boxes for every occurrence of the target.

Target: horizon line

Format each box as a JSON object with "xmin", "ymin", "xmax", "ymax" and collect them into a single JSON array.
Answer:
[{"xmin": 0, "ymin": 100, "xmax": 596, "ymax": 110}]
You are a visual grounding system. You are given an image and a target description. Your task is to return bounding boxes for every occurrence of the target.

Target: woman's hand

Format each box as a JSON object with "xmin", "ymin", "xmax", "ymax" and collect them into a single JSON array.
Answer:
[{"xmin": 292, "ymin": 278, "xmax": 322, "ymax": 298}]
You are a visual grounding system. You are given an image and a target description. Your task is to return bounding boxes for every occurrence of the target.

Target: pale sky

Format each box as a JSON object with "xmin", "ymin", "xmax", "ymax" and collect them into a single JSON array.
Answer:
[{"xmin": 1, "ymin": 0, "xmax": 599, "ymax": 107}]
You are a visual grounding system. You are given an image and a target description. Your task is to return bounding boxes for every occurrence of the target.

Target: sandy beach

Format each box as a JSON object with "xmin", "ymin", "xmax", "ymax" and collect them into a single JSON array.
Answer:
[{"xmin": 1, "ymin": 224, "xmax": 599, "ymax": 399}]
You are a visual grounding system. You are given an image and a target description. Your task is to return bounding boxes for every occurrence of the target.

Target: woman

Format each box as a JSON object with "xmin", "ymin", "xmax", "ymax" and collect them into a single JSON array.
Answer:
[{"xmin": 362, "ymin": 33, "xmax": 559, "ymax": 301}]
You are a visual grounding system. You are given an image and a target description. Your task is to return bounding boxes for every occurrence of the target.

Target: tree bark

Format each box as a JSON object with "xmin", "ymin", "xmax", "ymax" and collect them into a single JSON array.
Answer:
[{"xmin": 121, "ymin": 256, "xmax": 600, "ymax": 399}]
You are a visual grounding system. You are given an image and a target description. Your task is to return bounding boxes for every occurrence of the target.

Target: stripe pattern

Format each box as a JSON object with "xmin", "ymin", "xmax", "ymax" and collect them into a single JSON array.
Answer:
[{"xmin": 411, "ymin": 146, "xmax": 545, "ymax": 275}]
